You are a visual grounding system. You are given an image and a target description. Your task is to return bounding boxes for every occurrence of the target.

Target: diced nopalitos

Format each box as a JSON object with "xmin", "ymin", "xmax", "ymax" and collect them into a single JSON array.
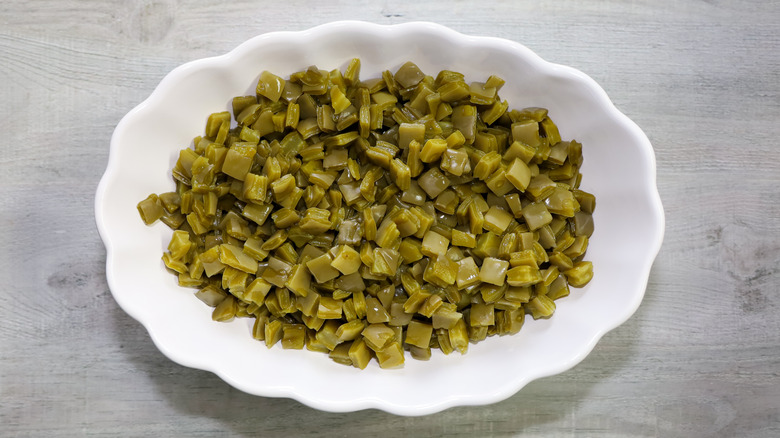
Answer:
[{"xmin": 138, "ymin": 58, "xmax": 595, "ymax": 368}]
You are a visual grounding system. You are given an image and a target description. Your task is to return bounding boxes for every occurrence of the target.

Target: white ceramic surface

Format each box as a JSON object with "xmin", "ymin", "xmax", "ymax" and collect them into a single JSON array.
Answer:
[{"xmin": 95, "ymin": 21, "xmax": 664, "ymax": 416}]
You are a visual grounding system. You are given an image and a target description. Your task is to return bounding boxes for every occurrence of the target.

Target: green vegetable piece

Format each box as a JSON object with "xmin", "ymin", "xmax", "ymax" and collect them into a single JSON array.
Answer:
[
  {"xmin": 418, "ymin": 294, "xmax": 444, "ymax": 318},
  {"xmin": 451, "ymin": 105, "xmax": 476, "ymax": 143},
  {"xmin": 505, "ymin": 286, "xmax": 532, "ymax": 304},
  {"xmin": 251, "ymin": 315, "xmax": 267, "ymax": 341},
  {"xmin": 527, "ymin": 295, "xmax": 556, "ymax": 319},
  {"xmin": 218, "ymin": 243, "xmax": 259, "ymax": 274},
  {"xmin": 317, "ymin": 296, "xmax": 343, "ymax": 320},
  {"xmin": 547, "ymin": 140, "xmax": 569, "ymax": 165},
  {"xmin": 250, "ymin": 108, "xmax": 275, "ymax": 138},
  {"xmin": 469, "ymin": 81, "xmax": 496, "ymax": 105},
  {"xmin": 470, "ymin": 303, "xmax": 495, "ymax": 327},
  {"xmin": 398, "ymin": 238, "xmax": 424, "ymax": 263},
  {"xmin": 407, "ymin": 346, "xmax": 430, "ymax": 361},
  {"xmin": 483, "ymin": 206, "xmax": 513, "ymax": 235},
  {"xmin": 503, "ymin": 140, "xmax": 535, "ymax": 164},
  {"xmin": 336, "ymin": 319, "xmax": 366, "ymax": 342},
  {"xmin": 158, "ymin": 191, "xmax": 181, "ymax": 214},
  {"xmin": 423, "ymin": 255, "xmax": 458, "ymax": 287},
  {"xmin": 549, "ymin": 251, "xmax": 574, "ymax": 271},
  {"xmin": 298, "ymin": 207, "xmax": 331, "ymax": 234},
  {"xmin": 546, "ymin": 275, "xmax": 570, "ymax": 300},
  {"xmin": 375, "ymin": 341, "xmax": 405, "ymax": 369},
  {"xmin": 343, "ymin": 58, "xmax": 361, "ymax": 86},
  {"xmin": 330, "ymin": 245, "xmax": 361, "ymax": 275},
  {"xmin": 375, "ymin": 218, "xmax": 401, "ymax": 249},
  {"xmin": 404, "ymin": 139, "xmax": 424, "ymax": 179},
  {"xmin": 505, "ymin": 158, "xmax": 531, "ymax": 192},
  {"xmin": 439, "ymin": 149, "xmax": 469, "ymax": 178},
  {"xmin": 506, "ymin": 265, "xmax": 543, "ymax": 287},
  {"xmin": 222, "ymin": 143, "xmax": 256, "ymax": 181},
  {"xmin": 285, "ymin": 264, "xmax": 311, "ymax": 297},
  {"xmin": 448, "ymin": 319, "xmax": 469, "ymax": 354},
  {"xmin": 245, "ymin": 278, "xmax": 272, "ymax": 306},
  {"xmin": 271, "ymin": 207, "xmax": 300, "ymax": 228},
  {"xmin": 387, "ymin": 302, "xmax": 413, "ymax": 327},
  {"xmin": 522, "ymin": 201, "xmax": 552, "ymax": 231},
  {"xmin": 421, "ymin": 230, "xmax": 449, "ymax": 258},
  {"xmin": 484, "ymin": 168, "xmax": 513, "ymax": 196},
  {"xmin": 479, "ymin": 257, "xmax": 509, "ymax": 286},
  {"xmin": 511, "ymin": 119, "xmax": 542, "ymax": 149},
  {"xmin": 330, "ymin": 86, "xmax": 351, "ymax": 114},
  {"xmin": 420, "ymin": 139, "xmax": 448, "ymax": 163},
  {"xmin": 205, "ymin": 111, "xmax": 230, "ymax": 139},
  {"xmin": 212, "ymin": 295, "xmax": 237, "ymax": 322},
  {"xmin": 573, "ymin": 189, "xmax": 596, "ymax": 214},
  {"xmin": 306, "ymin": 253, "xmax": 339, "ymax": 283},
  {"xmin": 540, "ymin": 116, "xmax": 562, "ymax": 146},
  {"xmin": 481, "ymin": 99, "xmax": 508, "ymax": 125},
  {"xmin": 366, "ymin": 296, "xmax": 390, "ymax": 324},
  {"xmin": 509, "ymin": 249, "xmax": 537, "ymax": 268},
  {"xmin": 432, "ymin": 304, "xmax": 462, "ymax": 330},
  {"xmin": 438, "ymin": 80, "xmax": 470, "ymax": 102},
  {"xmin": 256, "ymin": 70, "xmax": 286, "ymax": 102},
  {"xmin": 565, "ymin": 261, "xmax": 594, "ymax": 287},
  {"xmin": 496, "ymin": 233, "xmax": 517, "ymax": 259},
  {"xmin": 417, "ymin": 167, "xmax": 451, "ymax": 199},
  {"xmin": 264, "ymin": 319, "xmax": 284, "ymax": 347},
  {"xmin": 473, "ymin": 231, "xmax": 500, "ymax": 259},
  {"xmin": 405, "ymin": 321, "xmax": 433, "ymax": 349},
  {"xmin": 232, "ymin": 96, "xmax": 257, "ymax": 120},
  {"xmin": 242, "ymin": 173, "xmax": 268, "ymax": 203},
  {"xmin": 394, "ymin": 61, "xmax": 425, "ymax": 89},
  {"xmin": 195, "ymin": 285, "xmax": 227, "ymax": 307},
  {"xmin": 545, "ymin": 186, "xmax": 580, "ymax": 217},
  {"xmin": 473, "ymin": 152, "xmax": 501, "ymax": 181},
  {"xmin": 361, "ymin": 323, "xmax": 396, "ymax": 351},
  {"xmin": 451, "ymin": 229, "xmax": 477, "ymax": 249},
  {"xmin": 348, "ymin": 338, "xmax": 372, "ymax": 369},
  {"xmin": 563, "ymin": 235, "xmax": 589, "ymax": 259},
  {"xmin": 281, "ymin": 323, "xmax": 306, "ymax": 349},
  {"xmin": 573, "ymin": 211, "xmax": 595, "ymax": 237},
  {"xmin": 524, "ymin": 175, "xmax": 556, "ymax": 202},
  {"xmin": 137, "ymin": 194, "xmax": 164, "ymax": 225}
]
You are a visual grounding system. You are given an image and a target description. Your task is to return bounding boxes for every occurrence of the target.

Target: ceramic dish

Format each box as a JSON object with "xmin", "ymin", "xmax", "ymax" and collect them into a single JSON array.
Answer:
[{"xmin": 95, "ymin": 21, "xmax": 664, "ymax": 416}]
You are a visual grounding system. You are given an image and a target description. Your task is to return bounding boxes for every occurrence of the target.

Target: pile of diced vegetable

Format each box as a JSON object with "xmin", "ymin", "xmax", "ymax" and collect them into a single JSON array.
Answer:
[{"xmin": 137, "ymin": 59, "xmax": 595, "ymax": 369}]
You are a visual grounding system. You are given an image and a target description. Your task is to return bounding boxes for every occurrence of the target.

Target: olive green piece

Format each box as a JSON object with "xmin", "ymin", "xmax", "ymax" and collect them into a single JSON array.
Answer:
[
  {"xmin": 565, "ymin": 261, "xmax": 594, "ymax": 287},
  {"xmin": 506, "ymin": 265, "xmax": 543, "ymax": 287},
  {"xmin": 137, "ymin": 194, "xmax": 164, "ymax": 225},
  {"xmin": 138, "ymin": 58, "xmax": 595, "ymax": 369},
  {"xmin": 281, "ymin": 323, "xmax": 306, "ymax": 349},
  {"xmin": 522, "ymin": 201, "xmax": 553, "ymax": 231},
  {"xmin": 256, "ymin": 71, "xmax": 286, "ymax": 102},
  {"xmin": 336, "ymin": 319, "xmax": 366, "ymax": 342},
  {"xmin": 348, "ymin": 338, "xmax": 372, "ymax": 369},
  {"xmin": 479, "ymin": 257, "xmax": 509, "ymax": 286},
  {"xmin": 375, "ymin": 341, "xmax": 405, "ymax": 369},
  {"xmin": 195, "ymin": 285, "xmax": 227, "ymax": 307},
  {"xmin": 405, "ymin": 320, "xmax": 433, "ymax": 349},
  {"xmin": 210, "ymin": 294, "xmax": 236, "ymax": 322},
  {"xmin": 470, "ymin": 303, "xmax": 495, "ymax": 327},
  {"xmin": 527, "ymin": 295, "xmax": 556, "ymax": 319}
]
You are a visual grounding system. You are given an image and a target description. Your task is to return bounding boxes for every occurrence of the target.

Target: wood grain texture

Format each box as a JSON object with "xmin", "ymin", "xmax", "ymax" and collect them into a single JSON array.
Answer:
[{"xmin": 1, "ymin": 0, "xmax": 779, "ymax": 436}]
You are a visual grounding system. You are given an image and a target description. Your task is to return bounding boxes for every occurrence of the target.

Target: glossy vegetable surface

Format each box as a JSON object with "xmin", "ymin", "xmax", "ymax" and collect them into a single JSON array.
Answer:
[{"xmin": 138, "ymin": 59, "xmax": 595, "ymax": 368}]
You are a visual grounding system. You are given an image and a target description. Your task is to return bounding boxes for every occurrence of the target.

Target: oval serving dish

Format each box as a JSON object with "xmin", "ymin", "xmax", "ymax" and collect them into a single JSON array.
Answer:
[{"xmin": 95, "ymin": 21, "xmax": 664, "ymax": 416}]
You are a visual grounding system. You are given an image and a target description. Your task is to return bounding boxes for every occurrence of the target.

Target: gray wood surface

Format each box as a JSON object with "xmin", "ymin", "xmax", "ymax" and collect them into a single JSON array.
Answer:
[{"xmin": 2, "ymin": 0, "xmax": 779, "ymax": 436}]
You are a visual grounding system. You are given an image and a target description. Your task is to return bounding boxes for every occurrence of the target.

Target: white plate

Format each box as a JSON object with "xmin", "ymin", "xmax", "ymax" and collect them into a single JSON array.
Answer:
[{"xmin": 95, "ymin": 21, "xmax": 664, "ymax": 416}]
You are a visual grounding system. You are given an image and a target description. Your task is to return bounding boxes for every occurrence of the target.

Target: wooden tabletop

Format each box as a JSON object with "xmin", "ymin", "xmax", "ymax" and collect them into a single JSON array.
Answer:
[{"xmin": 2, "ymin": 1, "xmax": 779, "ymax": 436}]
